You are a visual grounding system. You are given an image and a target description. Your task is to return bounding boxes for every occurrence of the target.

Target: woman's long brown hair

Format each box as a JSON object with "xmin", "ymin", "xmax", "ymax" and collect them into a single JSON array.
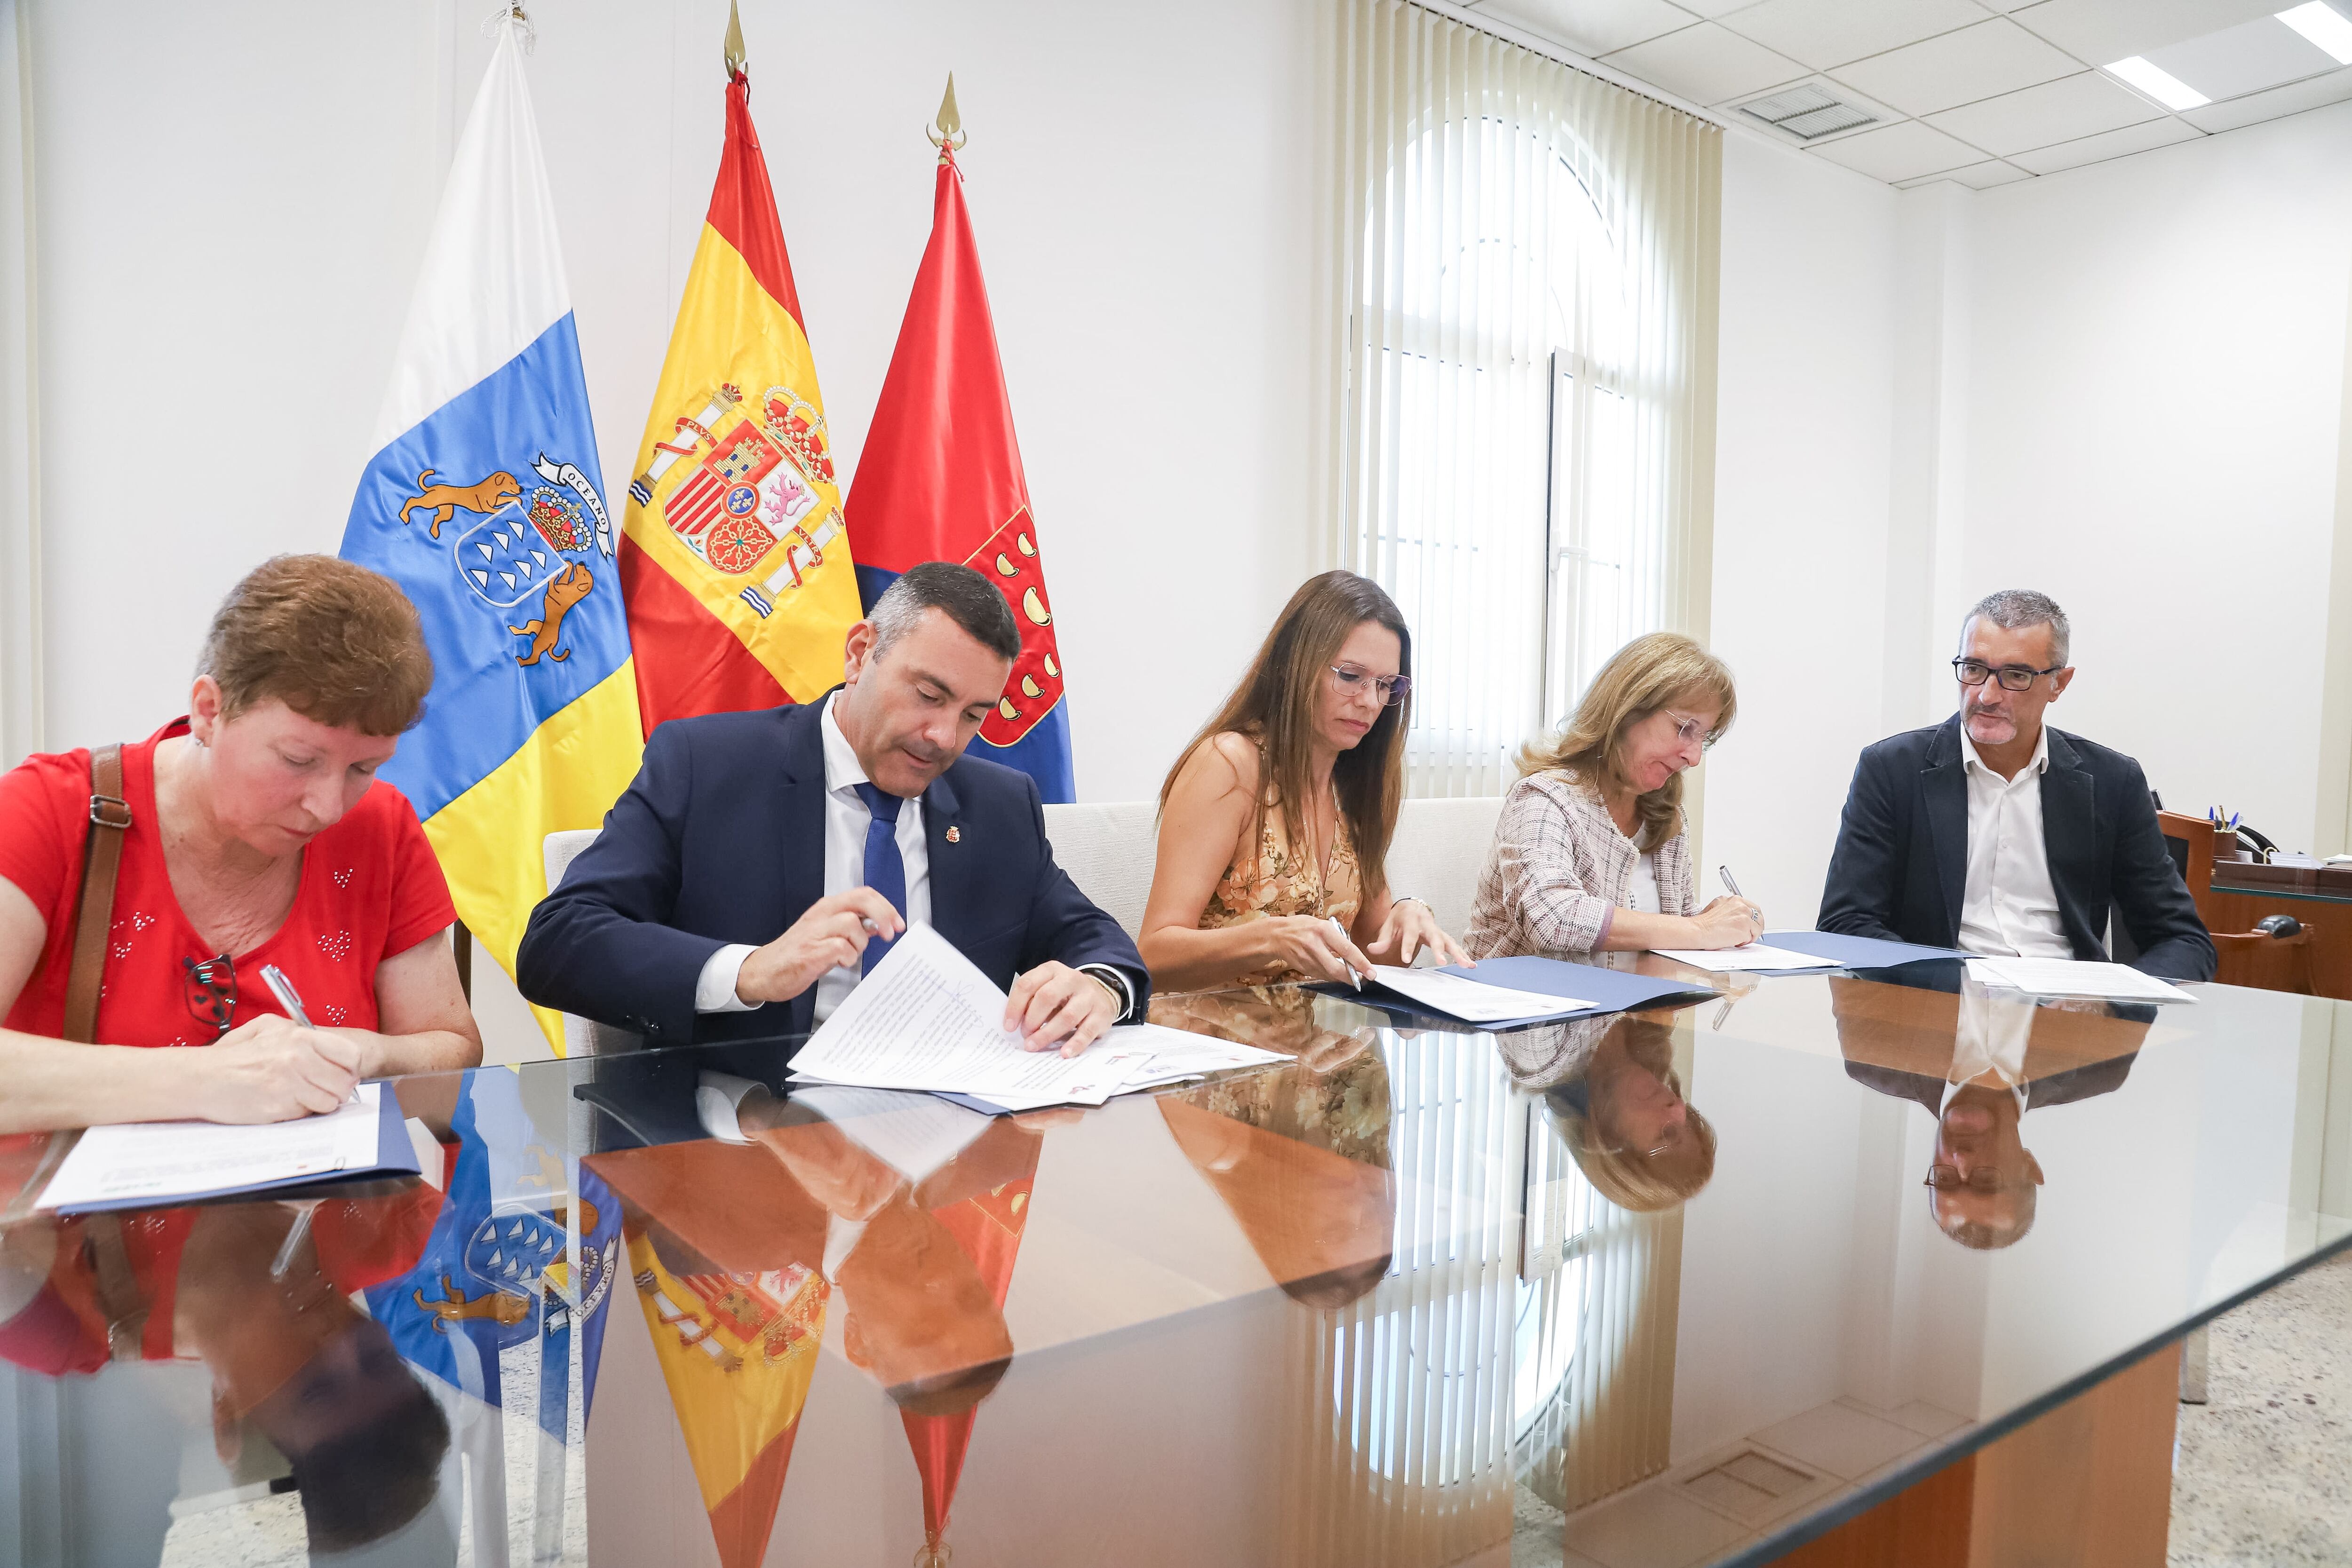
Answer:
[{"xmin": 1160, "ymin": 570, "xmax": 1411, "ymax": 905}]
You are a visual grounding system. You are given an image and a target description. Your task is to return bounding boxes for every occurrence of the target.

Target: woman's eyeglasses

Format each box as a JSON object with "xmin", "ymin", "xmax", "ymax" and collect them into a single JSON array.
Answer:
[
  {"xmin": 1328, "ymin": 664, "xmax": 1412, "ymax": 707},
  {"xmin": 1661, "ymin": 711, "xmax": 1716, "ymax": 751},
  {"xmin": 183, "ymin": 953, "xmax": 238, "ymax": 1040}
]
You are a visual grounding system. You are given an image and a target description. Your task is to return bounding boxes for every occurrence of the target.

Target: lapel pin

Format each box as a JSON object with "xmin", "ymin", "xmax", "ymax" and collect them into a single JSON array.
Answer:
[{"xmin": 946, "ymin": 825, "xmax": 961, "ymax": 844}]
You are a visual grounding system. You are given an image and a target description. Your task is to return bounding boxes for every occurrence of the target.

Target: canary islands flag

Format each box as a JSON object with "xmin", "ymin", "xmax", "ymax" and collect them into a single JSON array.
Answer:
[
  {"xmin": 847, "ymin": 139, "xmax": 1075, "ymax": 801},
  {"xmin": 340, "ymin": 22, "xmax": 641, "ymax": 1051},
  {"xmin": 619, "ymin": 62, "xmax": 862, "ymax": 731}
]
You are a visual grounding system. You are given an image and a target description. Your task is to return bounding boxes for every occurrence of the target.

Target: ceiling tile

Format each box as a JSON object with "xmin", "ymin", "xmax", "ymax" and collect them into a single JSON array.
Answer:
[
  {"xmin": 1600, "ymin": 23, "xmax": 1811, "ymax": 103},
  {"xmin": 1805, "ymin": 120, "xmax": 1987, "ymax": 180},
  {"xmin": 2006, "ymin": 0, "xmax": 2295, "ymax": 66},
  {"xmin": 1715, "ymin": 0, "xmax": 1992, "ymax": 70},
  {"xmin": 2006, "ymin": 115, "xmax": 2204, "ymax": 171},
  {"xmin": 1672, "ymin": 0, "xmax": 1758, "ymax": 15},
  {"xmin": 1896, "ymin": 158, "xmax": 2039, "ymax": 186},
  {"xmin": 1923, "ymin": 70, "xmax": 2162, "ymax": 153},
  {"xmin": 1474, "ymin": 0, "xmax": 1702, "ymax": 58},
  {"xmin": 2178, "ymin": 62, "xmax": 2352, "ymax": 128},
  {"xmin": 2144, "ymin": 16, "xmax": 2336, "ymax": 100},
  {"xmin": 1830, "ymin": 19, "xmax": 2082, "ymax": 115}
]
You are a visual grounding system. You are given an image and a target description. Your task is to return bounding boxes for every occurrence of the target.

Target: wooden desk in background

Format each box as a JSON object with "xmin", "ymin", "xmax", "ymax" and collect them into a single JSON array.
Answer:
[{"xmin": 2207, "ymin": 863, "xmax": 2352, "ymax": 1001}]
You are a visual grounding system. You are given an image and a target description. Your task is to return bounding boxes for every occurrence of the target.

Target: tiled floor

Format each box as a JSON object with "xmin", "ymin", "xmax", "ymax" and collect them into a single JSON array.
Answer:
[{"xmin": 2170, "ymin": 1246, "xmax": 2352, "ymax": 1567}]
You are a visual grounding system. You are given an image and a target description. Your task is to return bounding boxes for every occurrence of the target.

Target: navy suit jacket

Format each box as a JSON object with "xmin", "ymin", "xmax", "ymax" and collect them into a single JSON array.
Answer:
[
  {"xmin": 1817, "ymin": 715, "xmax": 2215, "ymax": 982},
  {"xmin": 516, "ymin": 696, "xmax": 1149, "ymax": 1045}
]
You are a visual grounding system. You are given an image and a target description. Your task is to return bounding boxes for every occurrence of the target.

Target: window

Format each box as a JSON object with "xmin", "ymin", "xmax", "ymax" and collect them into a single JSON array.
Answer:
[{"xmin": 1333, "ymin": 1, "xmax": 1722, "ymax": 796}]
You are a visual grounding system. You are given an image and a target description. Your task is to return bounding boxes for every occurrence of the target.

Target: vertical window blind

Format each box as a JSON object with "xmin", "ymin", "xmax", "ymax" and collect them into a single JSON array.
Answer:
[{"xmin": 1330, "ymin": 0, "xmax": 1723, "ymax": 798}]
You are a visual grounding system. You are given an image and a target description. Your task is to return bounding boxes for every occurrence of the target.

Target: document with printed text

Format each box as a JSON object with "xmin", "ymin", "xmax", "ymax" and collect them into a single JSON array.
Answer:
[
  {"xmin": 1967, "ymin": 957, "xmax": 2197, "ymax": 1004},
  {"xmin": 36, "ymin": 1085, "xmax": 395, "ymax": 1213}
]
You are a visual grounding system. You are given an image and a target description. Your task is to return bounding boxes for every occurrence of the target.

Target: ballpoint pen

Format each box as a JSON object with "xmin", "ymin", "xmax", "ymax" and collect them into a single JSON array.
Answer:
[
  {"xmin": 1720, "ymin": 866, "xmax": 1763, "ymax": 943},
  {"xmin": 1327, "ymin": 916, "xmax": 1364, "ymax": 990},
  {"xmin": 260, "ymin": 963, "xmax": 361, "ymax": 1106}
]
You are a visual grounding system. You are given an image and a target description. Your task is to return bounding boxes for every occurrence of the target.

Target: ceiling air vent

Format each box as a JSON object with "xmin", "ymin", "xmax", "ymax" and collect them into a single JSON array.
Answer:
[{"xmin": 1740, "ymin": 84, "xmax": 1878, "ymax": 141}]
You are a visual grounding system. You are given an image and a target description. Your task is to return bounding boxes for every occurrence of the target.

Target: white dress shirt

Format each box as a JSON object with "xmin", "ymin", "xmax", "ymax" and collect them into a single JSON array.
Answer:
[
  {"xmin": 695, "ymin": 693, "xmax": 931, "ymax": 1022},
  {"xmin": 1944, "ymin": 982, "xmax": 2034, "ymax": 1114},
  {"xmin": 1955, "ymin": 725, "xmax": 2071, "ymax": 961}
]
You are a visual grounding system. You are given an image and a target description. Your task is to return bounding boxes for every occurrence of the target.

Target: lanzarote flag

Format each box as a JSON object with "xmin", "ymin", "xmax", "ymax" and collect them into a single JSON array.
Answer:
[
  {"xmin": 619, "ymin": 33, "xmax": 860, "ymax": 732},
  {"xmin": 846, "ymin": 110, "xmax": 1075, "ymax": 800}
]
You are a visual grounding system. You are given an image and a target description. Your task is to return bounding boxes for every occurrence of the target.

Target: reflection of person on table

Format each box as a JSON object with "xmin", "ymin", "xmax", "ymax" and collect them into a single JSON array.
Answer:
[
  {"xmin": 1140, "ymin": 570, "xmax": 1467, "ymax": 993},
  {"xmin": 1507, "ymin": 1015, "xmax": 1718, "ymax": 1212},
  {"xmin": 0, "ymin": 555, "xmax": 483, "ymax": 1132},
  {"xmin": 1829, "ymin": 974, "xmax": 2152, "ymax": 1249},
  {"xmin": 1468, "ymin": 634, "xmax": 1760, "ymax": 959},
  {"xmin": 0, "ymin": 1180, "xmax": 451, "ymax": 1553},
  {"xmin": 1150, "ymin": 989, "xmax": 1396, "ymax": 1307}
]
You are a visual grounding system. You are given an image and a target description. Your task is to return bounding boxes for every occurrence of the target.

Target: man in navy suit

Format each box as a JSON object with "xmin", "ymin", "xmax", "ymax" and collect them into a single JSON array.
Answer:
[
  {"xmin": 518, "ymin": 562, "xmax": 1147, "ymax": 1053},
  {"xmin": 1818, "ymin": 590, "xmax": 2214, "ymax": 982}
]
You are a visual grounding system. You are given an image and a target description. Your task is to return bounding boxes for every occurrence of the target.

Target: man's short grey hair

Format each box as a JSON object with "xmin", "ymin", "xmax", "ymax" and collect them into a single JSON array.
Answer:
[
  {"xmin": 1963, "ymin": 589, "xmax": 2070, "ymax": 666},
  {"xmin": 869, "ymin": 560, "xmax": 1022, "ymax": 665}
]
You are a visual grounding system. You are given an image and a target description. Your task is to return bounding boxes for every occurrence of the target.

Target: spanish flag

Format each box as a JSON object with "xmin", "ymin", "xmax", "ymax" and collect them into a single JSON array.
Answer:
[{"xmin": 619, "ymin": 41, "xmax": 861, "ymax": 732}]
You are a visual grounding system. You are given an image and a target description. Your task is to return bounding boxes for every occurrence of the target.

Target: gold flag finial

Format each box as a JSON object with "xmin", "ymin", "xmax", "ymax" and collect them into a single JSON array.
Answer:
[
  {"xmin": 723, "ymin": 0, "xmax": 747, "ymax": 78},
  {"xmin": 928, "ymin": 73, "xmax": 967, "ymax": 150}
]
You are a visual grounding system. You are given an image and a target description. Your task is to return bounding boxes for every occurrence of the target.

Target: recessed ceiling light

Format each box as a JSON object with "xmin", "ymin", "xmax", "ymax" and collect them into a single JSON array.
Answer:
[
  {"xmin": 2105, "ymin": 55, "xmax": 2212, "ymax": 108},
  {"xmin": 2278, "ymin": 1, "xmax": 2352, "ymax": 64}
]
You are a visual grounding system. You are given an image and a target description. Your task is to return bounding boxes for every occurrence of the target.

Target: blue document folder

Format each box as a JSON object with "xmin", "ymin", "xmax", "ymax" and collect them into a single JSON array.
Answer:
[
  {"xmin": 1756, "ymin": 930, "xmax": 1972, "ymax": 971},
  {"xmin": 1348, "ymin": 955, "xmax": 1716, "ymax": 1030}
]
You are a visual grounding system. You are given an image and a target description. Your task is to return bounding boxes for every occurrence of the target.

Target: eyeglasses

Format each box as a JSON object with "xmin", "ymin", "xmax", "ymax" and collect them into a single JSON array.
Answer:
[
  {"xmin": 1923, "ymin": 1164, "xmax": 2022, "ymax": 1194},
  {"xmin": 1952, "ymin": 657, "xmax": 2062, "ymax": 692},
  {"xmin": 183, "ymin": 952, "xmax": 238, "ymax": 1040},
  {"xmin": 1328, "ymin": 664, "xmax": 1412, "ymax": 707},
  {"xmin": 1662, "ymin": 711, "xmax": 1716, "ymax": 752}
]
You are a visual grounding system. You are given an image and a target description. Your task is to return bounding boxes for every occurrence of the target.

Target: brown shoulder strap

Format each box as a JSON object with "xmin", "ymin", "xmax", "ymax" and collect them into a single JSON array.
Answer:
[
  {"xmin": 81, "ymin": 1212, "xmax": 151, "ymax": 1362},
  {"xmin": 63, "ymin": 744, "xmax": 131, "ymax": 1045}
]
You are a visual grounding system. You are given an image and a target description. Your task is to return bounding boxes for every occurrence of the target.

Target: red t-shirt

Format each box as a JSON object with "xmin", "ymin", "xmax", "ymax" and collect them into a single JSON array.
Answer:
[{"xmin": 0, "ymin": 720, "xmax": 457, "ymax": 1046}]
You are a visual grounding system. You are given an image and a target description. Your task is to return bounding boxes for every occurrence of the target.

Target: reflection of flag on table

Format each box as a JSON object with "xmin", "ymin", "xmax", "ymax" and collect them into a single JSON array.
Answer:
[
  {"xmin": 902, "ymin": 1156, "xmax": 1038, "ymax": 1567},
  {"xmin": 619, "ymin": 60, "xmax": 862, "ymax": 733},
  {"xmin": 339, "ymin": 22, "xmax": 640, "ymax": 1053},
  {"xmin": 847, "ymin": 139, "xmax": 1075, "ymax": 801}
]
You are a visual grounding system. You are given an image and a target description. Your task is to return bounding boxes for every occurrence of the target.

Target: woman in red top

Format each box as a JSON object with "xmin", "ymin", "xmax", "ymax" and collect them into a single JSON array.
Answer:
[{"xmin": 0, "ymin": 555, "xmax": 481, "ymax": 1131}]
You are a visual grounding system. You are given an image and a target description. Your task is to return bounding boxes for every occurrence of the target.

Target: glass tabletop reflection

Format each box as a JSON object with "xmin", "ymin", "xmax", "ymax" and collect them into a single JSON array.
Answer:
[{"xmin": 3, "ymin": 959, "xmax": 2347, "ymax": 1567}]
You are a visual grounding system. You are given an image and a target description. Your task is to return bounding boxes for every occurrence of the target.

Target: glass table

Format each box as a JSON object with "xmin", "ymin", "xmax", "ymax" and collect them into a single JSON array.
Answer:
[{"xmin": 5, "ymin": 957, "xmax": 2350, "ymax": 1567}]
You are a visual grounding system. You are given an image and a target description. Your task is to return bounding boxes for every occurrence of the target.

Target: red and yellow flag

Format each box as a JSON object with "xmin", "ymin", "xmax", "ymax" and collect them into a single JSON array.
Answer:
[{"xmin": 619, "ymin": 65, "xmax": 860, "ymax": 732}]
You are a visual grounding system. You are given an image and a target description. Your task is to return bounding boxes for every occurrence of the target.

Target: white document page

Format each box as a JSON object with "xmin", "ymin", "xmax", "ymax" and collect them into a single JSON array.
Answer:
[
  {"xmin": 1369, "ymin": 966, "xmax": 1592, "ymax": 1023},
  {"xmin": 1111, "ymin": 1023, "xmax": 1290, "ymax": 1089},
  {"xmin": 37, "ymin": 1085, "xmax": 386, "ymax": 1212},
  {"xmin": 786, "ymin": 925, "xmax": 1150, "ymax": 1103},
  {"xmin": 1967, "ymin": 957, "xmax": 2197, "ymax": 1005},
  {"xmin": 1650, "ymin": 944, "xmax": 1840, "ymax": 972}
]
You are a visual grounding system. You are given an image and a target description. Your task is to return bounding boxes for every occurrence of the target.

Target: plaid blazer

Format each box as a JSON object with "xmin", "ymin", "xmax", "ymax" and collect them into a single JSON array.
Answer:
[{"xmin": 1467, "ymin": 772, "xmax": 1695, "ymax": 958}]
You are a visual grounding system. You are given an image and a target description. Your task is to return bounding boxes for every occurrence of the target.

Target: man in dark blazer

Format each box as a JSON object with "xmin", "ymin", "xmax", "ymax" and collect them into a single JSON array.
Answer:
[
  {"xmin": 518, "ymin": 562, "xmax": 1147, "ymax": 1052},
  {"xmin": 1818, "ymin": 590, "xmax": 2214, "ymax": 981}
]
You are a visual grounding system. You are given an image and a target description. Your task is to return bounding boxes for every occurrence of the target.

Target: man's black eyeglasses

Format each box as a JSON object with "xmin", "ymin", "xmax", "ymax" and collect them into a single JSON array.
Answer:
[
  {"xmin": 1951, "ymin": 657, "xmax": 2062, "ymax": 693},
  {"xmin": 183, "ymin": 953, "xmax": 238, "ymax": 1040}
]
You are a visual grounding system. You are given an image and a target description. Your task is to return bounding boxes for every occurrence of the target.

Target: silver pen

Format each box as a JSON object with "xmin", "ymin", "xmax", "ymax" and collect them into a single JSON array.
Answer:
[
  {"xmin": 1720, "ymin": 866, "xmax": 1763, "ymax": 942},
  {"xmin": 260, "ymin": 963, "xmax": 361, "ymax": 1106},
  {"xmin": 1326, "ymin": 916, "xmax": 1364, "ymax": 990}
]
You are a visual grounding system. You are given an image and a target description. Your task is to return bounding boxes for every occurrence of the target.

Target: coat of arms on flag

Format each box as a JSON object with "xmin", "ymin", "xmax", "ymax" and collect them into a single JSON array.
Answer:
[{"xmin": 628, "ymin": 382, "xmax": 840, "ymax": 619}]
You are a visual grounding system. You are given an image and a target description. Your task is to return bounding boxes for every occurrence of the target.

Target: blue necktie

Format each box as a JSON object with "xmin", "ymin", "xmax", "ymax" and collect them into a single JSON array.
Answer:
[{"xmin": 853, "ymin": 781, "xmax": 906, "ymax": 974}]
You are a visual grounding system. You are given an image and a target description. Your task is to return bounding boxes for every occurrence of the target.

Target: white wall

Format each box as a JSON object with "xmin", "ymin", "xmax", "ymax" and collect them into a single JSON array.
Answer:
[
  {"xmin": 1959, "ymin": 102, "xmax": 2352, "ymax": 855},
  {"xmin": 1700, "ymin": 134, "xmax": 1901, "ymax": 928},
  {"xmin": 23, "ymin": 0, "xmax": 1320, "ymax": 803}
]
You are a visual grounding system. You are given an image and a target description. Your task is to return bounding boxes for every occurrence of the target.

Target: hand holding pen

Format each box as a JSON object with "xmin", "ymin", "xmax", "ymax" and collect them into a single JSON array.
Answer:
[
  {"xmin": 261, "ymin": 963, "xmax": 360, "ymax": 1106},
  {"xmin": 1716, "ymin": 866, "xmax": 1766, "ymax": 945}
]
